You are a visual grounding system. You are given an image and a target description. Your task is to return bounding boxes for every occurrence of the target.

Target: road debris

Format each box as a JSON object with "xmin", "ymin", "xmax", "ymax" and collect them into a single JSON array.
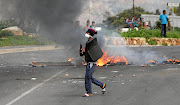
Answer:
[
  {"xmin": 65, "ymin": 74, "xmax": 69, "ymax": 76},
  {"xmin": 79, "ymin": 81, "xmax": 85, "ymax": 83},
  {"xmin": 119, "ymin": 74, "xmax": 123, "ymax": 77},
  {"xmin": 111, "ymin": 71, "xmax": 119, "ymax": 73},
  {"xmin": 132, "ymin": 74, "xmax": 136, "ymax": 77},
  {"xmin": 72, "ymin": 81, "xmax": 77, "ymax": 83},
  {"xmin": 141, "ymin": 65, "xmax": 146, "ymax": 67},
  {"xmin": 99, "ymin": 77, "xmax": 107, "ymax": 79},
  {"xmin": 31, "ymin": 78, "xmax": 37, "ymax": 80},
  {"xmin": 62, "ymin": 81, "xmax": 67, "ymax": 83}
]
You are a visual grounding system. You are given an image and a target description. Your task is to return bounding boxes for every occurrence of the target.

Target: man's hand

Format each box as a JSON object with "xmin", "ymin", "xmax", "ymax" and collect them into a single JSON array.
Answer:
[{"xmin": 79, "ymin": 44, "xmax": 84, "ymax": 56}]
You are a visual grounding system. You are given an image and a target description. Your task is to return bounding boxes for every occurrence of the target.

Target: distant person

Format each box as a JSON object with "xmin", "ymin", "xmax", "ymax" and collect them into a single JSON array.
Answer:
[
  {"xmin": 74, "ymin": 21, "xmax": 81, "ymax": 30},
  {"xmin": 90, "ymin": 21, "xmax": 95, "ymax": 29},
  {"xmin": 74, "ymin": 21, "xmax": 85, "ymax": 44},
  {"xmin": 75, "ymin": 21, "xmax": 80, "ymax": 27},
  {"xmin": 85, "ymin": 19, "xmax": 90, "ymax": 31},
  {"xmin": 159, "ymin": 10, "xmax": 169, "ymax": 37}
]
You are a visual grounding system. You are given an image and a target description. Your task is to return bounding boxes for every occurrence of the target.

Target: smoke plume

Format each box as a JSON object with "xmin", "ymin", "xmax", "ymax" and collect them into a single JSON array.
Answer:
[
  {"xmin": 0, "ymin": 0, "xmax": 88, "ymax": 56},
  {"xmin": 103, "ymin": 32, "xmax": 167, "ymax": 65}
]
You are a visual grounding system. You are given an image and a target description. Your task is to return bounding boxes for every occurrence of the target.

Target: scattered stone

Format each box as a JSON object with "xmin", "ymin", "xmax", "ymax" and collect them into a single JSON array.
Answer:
[
  {"xmin": 31, "ymin": 78, "xmax": 37, "ymax": 80},
  {"xmin": 119, "ymin": 74, "xmax": 123, "ymax": 77},
  {"xmin": 99, "ymin": 77, "xmax": 107, "ymax": 79},
  {"xmin": 141, "ymin": 65, "xmax": 146, "ymax": 67},
  {"xmin": 111, "ymin": 71, "xmax": 119, "ymax": 73},
  {"xmin": 132, "ymin": 74, "xmax": 136, "ymax": 77},
  {"xmin": 65, "ymin": 74, "xmax": 69, "ymax": 76},
  {"xmin": 79, "ymin": 81, "xmax": 85, "ymax": 83},
  {"xmin": 78, "ymin": 75, "xmax": 82, "ymax": 78},
  {"xmin": 72, "ymin": 81, "xmax": 77, "ymax": 83},
  {"xmin": 62, "ymin": 81, "xmax": 66, "ymax": 83}
]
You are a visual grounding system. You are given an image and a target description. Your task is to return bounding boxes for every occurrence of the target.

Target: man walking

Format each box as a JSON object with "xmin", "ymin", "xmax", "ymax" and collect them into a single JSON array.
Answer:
[
  {"xmin": 80, "ymin": 29, "xmax": 106, "ymax": 97},
  {"xmin": 159, "ymin": 10, "xmax": 169, "ymax": 37}
]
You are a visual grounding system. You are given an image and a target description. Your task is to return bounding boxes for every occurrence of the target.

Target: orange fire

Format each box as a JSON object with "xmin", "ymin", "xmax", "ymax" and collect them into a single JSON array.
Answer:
[
  {"xmin": 97, "ymin": 50, "xmax": 128, "ymax": 67},
  {"xmin": 68, "ymin": 58, "xmax": 74, "ymax": 62},
  {"xmin": 166, "ymin": 59, "xmax": 180, "ymax": 64},
  {"xmin": 167, "ymin": 59, "xmax": 173, "ymax": 62},
  {"xmin": 149, "ymin": 60, "xmax": 157, "ymax": 64},
  {"xmin": 174, "ymin": 59, "xmax": 180, "ymax": 62}
]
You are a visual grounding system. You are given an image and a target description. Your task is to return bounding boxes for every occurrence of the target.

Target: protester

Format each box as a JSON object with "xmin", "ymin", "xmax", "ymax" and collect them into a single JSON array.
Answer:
[
  {"xmin": 90, "ymin": 21, "xmax": 95, "ymax": 29},
  {"xmin": 85, "ymin": 19, "xmax": 90, "ymax": 31},
  {"xmin": 80, "ymin": 29, "xmax": 106, "ymax": 97},
  {"xmin": 74, "ymin": 21, "xmax": 81, "ymax": 31},
  {"xmin": 159, "ymin": 10, "xmax": 169, "ymax": 37}
]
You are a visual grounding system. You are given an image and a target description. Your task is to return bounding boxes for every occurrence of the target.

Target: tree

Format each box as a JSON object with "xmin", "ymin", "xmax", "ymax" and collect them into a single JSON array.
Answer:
[
  {"xmin": 103, "ymin": 6, "xmax": 153, "ymax": 28},
  {"xmin": 155, "ymin": 9, "xmax": 161, "ymax": 15},
  {"xmin": 103, "ymin": 11, "xmax": 111, "ymax": 19},
  {"xmin": 175, "ymin": 4, "xmax": 180, "ymax": 16}
]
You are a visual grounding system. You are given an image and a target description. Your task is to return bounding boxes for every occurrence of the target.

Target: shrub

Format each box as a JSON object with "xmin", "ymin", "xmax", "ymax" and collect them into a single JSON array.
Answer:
[
  {"xmin": 0, "ymin": 20, "xmax": 17, "ymax": 30},
  {"xmin": 162, "ymin": 43, "xmax": 168, "ymax": 46},
  {"xmin": 147, "ymin": 39, "xmax": 157, "ymax": 45},
  {"xmin": 121, "ymin": 29, "xmax": 179, "ymax": 38},
  {"xmin": 0, "ymin": 30, "xmax": 14, "ymax": 38},
  {"xmin": 156, "ymin": 21, "xmax": 161, "ymax": 29}
]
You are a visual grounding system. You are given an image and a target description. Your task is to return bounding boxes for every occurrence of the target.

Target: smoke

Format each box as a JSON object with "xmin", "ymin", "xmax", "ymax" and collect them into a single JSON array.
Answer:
[
  {"xmin": 103, "ymin": 32, "xmax": 167, "ymax": 65},
  {"xmin": 0, "ymin": 0, "xmax": 167, "ymax": 65},
  {"xmin": 0, "ymin": 0, "xmax": 88, "ymax": 57}
]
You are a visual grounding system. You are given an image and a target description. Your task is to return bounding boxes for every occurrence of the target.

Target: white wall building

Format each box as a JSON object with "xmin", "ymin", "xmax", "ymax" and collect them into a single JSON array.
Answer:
[{"xmin": 141, "ymin": 14, "xmax": 180, "ymax": 28}]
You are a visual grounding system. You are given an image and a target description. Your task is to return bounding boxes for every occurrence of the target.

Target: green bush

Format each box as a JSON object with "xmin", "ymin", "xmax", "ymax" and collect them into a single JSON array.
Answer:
[
  {"xmin": 162, "ymin": 43, "xmax": 168, "ymax": 46},
  {"xmin": 121, "ymin": 29, "xmax": 180, "ymax": 38},
  {"xmin": 147, "ymin": 39, "xmax": 157, "ymax": 45},
  {"xmin": 156, "ymin": 21, "xmax": 161, "ymax": 29},
  {"xmin": 0, "ymin": 20, "xmax": 17, "ymax": 30},
  {"xmin": 0, "ymin": 30, "xmax": 14, "ymax": 38}
]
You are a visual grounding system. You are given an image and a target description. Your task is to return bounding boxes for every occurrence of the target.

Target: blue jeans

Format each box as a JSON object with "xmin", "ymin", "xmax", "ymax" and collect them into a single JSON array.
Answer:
[
  {"xmin": 161, "ymin": 24, "xmax": 166, "ymax": 37},
  {"xmin": 85, "ymin": 63, "xmax": 103, "ymax": 94}
]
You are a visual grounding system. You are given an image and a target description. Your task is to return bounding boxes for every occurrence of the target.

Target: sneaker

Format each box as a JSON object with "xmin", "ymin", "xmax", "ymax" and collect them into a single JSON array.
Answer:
[
  {"xmin": 102, "ymin": 83, "xmax": 106, "ymax": 94},
  {"xmin": 82, "ymin": 93, "xmax": 93, "ymax": 97}
]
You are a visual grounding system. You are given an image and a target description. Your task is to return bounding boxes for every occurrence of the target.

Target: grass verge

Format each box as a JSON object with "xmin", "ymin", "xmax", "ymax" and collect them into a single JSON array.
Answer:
[{"xmin": 0, "ymin": 36, "xmax": 55, "ymax": 47}]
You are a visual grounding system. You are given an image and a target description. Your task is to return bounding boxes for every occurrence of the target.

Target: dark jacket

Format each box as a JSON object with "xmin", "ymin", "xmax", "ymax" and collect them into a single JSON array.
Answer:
[{"xmin": 80, "ymin": 38, "xmax": 103, "ymax": 63}]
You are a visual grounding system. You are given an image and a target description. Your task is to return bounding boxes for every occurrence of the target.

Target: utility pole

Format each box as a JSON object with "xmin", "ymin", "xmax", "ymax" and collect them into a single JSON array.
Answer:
[
  {"xmin": 89, "ymin": 0, "xmax": 92, "ymax": 20},
  {"xmin": 133, "ymin": 0, "xmax": 135, "ymax": 18}
]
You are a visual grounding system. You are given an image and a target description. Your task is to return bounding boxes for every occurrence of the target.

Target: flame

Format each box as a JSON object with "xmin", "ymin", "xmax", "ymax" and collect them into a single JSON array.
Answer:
[
  {"xmin": 167, "ymin": 59, "xmax": 173, "ymax": 62},
  {"xmin": 166, "ymin": 59, "xmax": 180, "ymax": 64},
  {"xmin": 68, "ymin": 58, "xmax": 74, "ymax": 62},
  {"xmin": 174, "ymin": 59, "xmax": 180, "ymax": 62},
  {"xmin": 97, "ymin": 50, "xmax": 128, "ymax": 67},
  {"xmin": 149, "ymin": 60, "xmax": 157, "ymax": 64}
]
